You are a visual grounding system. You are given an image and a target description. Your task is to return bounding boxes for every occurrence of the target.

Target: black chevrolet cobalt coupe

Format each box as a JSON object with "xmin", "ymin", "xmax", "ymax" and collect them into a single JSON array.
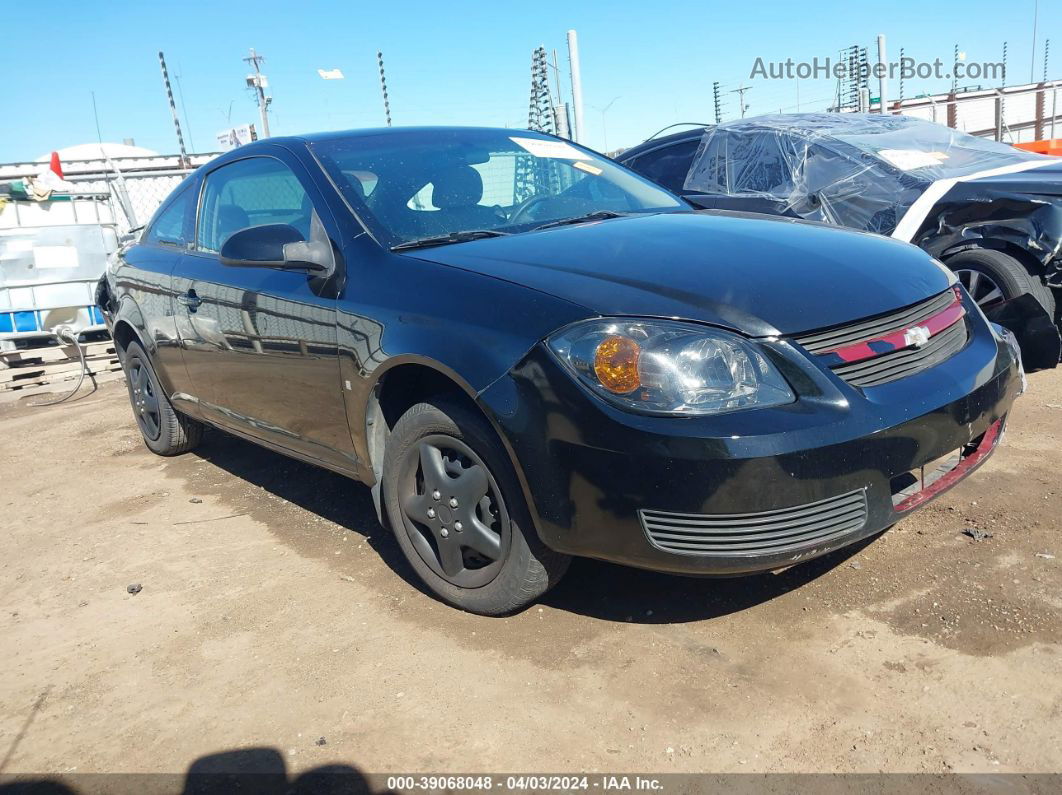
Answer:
[{"xmin": 98, "ymin": 127, "xmax": 1022, "ymax": 614}]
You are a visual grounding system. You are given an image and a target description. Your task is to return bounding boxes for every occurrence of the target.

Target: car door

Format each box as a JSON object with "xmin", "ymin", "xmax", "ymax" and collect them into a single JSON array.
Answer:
[
  {"xmin": 174, "ymin": 151, "xmax": 353, "ymax": 470},
  {"xmin": 117, "ymin": 182, "xmax": 201, "ymax": 414}
]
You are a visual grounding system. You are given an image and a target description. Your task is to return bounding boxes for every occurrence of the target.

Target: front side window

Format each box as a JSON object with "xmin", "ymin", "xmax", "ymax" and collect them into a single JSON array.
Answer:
[
  {"xmin": 630, "ymin": 139, "xmax": 700, "ymax": 194},
  {"xmin": 686, "ymin": 130, "xmax": 798, "ymax": 197},
  {"xmin": 196, "ymin": 157, "xmax": 311, "ymax": 254},
  {"xmin": 310, "ymin": 129, "xmax": 685, "ymax": 247},
  {"xmin": 145, "ymin": 185, "xmax": 196, "ymax": 246}
]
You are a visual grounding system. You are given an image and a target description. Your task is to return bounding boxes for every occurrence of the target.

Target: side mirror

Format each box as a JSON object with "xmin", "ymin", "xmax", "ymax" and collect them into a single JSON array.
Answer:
[{"xmin": 219, "ymin": 215, "xmax": 332, "ymax": 273}]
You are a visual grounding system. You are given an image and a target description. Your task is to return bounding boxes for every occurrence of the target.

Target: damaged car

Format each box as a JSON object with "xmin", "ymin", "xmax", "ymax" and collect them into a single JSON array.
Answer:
[
  {"xmin": 618, "ymin": 114, "xmax": 1062, "ymax": 368},
  {"xmin": 99, "ymin": 126, "xmax": 1023, "ymax": 614}
]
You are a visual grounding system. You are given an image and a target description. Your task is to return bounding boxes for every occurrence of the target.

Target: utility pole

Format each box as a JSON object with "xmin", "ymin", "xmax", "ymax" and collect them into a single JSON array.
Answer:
[
  {"xmin": 566, "ymin": 30, "xmax": 585, "ymax": 143},
  {"xmin": 157, "ymin": 51, "xmax": 189, "ymax": 165},
  {"xmin": 1031, "ymin": 0, "xmax": 1039, "ymax": 84},
  {"xmin": 730, "ymin": 84, "xmax": 751, "ymax": 118},
  {"xmin": 548, "ymin": 48, "xmax": 572, "ymax": 139},
  {"xmin": 243, "ymin": 48, "xmax": 271, "ymax": 138},
  {"xmin": 876, "ymin": 34, "xmax": 889, "ymax": 113},
  {"xmin": 712, "ymin": 82, "xmax": 722, "ymax": 123},
  {"xmin": 377, "ymin": 51, "xmax": 392, "ymax": 126}
]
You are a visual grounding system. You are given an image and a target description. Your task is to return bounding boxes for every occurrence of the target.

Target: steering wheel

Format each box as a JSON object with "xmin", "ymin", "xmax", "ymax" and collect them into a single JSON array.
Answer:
[{"xmin": 508, "ymin": 195, "xmax": 552, "ymax": 225}]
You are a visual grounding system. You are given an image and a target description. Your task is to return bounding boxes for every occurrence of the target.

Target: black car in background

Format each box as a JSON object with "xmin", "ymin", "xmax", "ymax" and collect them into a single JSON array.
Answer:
[
  {"xmin": 98, "ymin": 126, "xmax": 1022, "ymax": 614},
  {"xmin": 618, "ymin": 114, "xmax": 1062, "ymax": 368}
]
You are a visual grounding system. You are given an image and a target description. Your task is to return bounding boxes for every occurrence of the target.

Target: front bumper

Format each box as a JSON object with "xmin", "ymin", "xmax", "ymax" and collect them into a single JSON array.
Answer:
[{"xmin": 479, "ymin": 303, "xmax": 1022, "ymax": 576}]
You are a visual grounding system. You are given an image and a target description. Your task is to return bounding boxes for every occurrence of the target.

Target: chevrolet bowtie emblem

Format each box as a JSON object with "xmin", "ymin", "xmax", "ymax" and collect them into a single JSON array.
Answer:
[{"xmin": 903, "ymin": 325, "xmax": 932, "ymax": 348}]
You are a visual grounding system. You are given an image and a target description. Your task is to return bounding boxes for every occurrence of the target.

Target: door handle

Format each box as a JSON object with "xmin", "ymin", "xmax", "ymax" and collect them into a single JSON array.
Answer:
[{"xmin": 177, "ymin": 290, "xmax": 202, "ymax": 311}]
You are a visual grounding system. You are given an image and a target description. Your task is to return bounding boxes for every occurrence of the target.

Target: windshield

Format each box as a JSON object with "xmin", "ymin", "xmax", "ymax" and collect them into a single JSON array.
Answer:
[{"xmin": 309, "ymin": 128, "xmax": 686, "ymax": 247}]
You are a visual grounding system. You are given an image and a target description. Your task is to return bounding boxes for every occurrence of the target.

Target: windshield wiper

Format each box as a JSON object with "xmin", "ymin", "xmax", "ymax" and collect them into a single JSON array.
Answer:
[
  {"xmin": 390, "ymin": 229, "xmax": 510, "ymax": 251},
  {"xmin": 532, "ymin": 210, "xmax": 631, "ymax": 231}
]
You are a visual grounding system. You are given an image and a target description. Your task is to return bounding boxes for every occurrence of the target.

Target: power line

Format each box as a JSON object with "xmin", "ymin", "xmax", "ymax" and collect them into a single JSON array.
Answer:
[{"xmin": 174, "ymin": 67, "xmax": 196, "ymax": 153}]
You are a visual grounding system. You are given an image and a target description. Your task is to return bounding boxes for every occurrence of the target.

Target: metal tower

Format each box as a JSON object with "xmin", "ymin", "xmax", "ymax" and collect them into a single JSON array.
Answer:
[{"xmin": 527, "ymin": 46, "xmax": 556, "ymax": 134}]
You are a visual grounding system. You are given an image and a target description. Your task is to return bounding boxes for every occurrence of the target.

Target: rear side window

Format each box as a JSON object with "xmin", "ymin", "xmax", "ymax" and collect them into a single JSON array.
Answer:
[
  {"xmin": 629, "ymin": 139, "xmax": 700, "ymax": 193},
  {"xmin": 145, "ymin": 186, "xmax": 195, "ymax": 247},
  {"xmin": 196, "ymin": 157, "xmax": 311, "ymax": 253}
]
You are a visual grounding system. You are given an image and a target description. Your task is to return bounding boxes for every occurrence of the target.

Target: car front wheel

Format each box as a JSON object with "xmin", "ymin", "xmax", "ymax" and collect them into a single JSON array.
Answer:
[
  {"xmin": 948, "ymin": 248, "xmax": 1055, "ymax": 318},
  {"xmin": 382, "ymin": 399, "xmax": 570, "ymax": 615}
]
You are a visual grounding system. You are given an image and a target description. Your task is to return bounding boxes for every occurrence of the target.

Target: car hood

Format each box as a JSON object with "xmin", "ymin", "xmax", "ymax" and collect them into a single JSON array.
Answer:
[
  {"xmin": 404, "ymin": 211, "xmax": 951, "ymax": 337},
  {"xmin": 964, "ymin": 161, "xmax": 1062, "ymax": 197}
]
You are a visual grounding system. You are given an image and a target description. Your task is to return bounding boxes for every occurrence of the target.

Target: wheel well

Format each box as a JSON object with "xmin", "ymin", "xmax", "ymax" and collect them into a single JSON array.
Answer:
[
  {"xmin": 944, "ymin": 241, "xmax": 1046, "ymax": 278},
  {"xmin": 111, "ymin": 320, "xmax": 138, "ymax": 354},
  {"xmin": 366, "ymin": 363, "xmax": 482, "ymax": 481}
]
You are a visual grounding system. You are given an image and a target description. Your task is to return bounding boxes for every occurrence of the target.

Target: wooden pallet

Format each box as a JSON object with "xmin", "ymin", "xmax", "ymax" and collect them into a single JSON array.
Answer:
[
  {"xmin": 0, "ymin": 340, "xmax": 116, "ymax": 368},
  {"xmin": 0, "ymin": 369, "xmax": 126, "ymax": 403},
  {"xmin": 0, "ymin": 340, "xmax": 125, "ymax": 402}
]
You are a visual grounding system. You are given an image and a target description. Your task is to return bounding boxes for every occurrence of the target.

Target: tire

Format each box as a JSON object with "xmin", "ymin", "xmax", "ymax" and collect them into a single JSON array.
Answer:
[
  {"xmin": 947, "ymin": 248, "xmax": 1055, "ymax": 317},
  {"xmin": 382, "ymin": 399, "xmax": 570, "ymax": 615},
  {"xmin": 121, "ymin": 340, "xmax": 203, "ymax": 456}
]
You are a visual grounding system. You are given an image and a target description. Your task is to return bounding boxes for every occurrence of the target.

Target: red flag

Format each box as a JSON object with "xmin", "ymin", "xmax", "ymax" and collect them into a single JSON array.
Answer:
[{"xmin": 49, "ymin": 151, "xmax": 63, "ymax": 179}]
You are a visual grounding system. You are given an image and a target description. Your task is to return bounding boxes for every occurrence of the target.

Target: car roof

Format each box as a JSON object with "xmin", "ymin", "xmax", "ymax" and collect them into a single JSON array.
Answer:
[{"xmin": 209, "ymin": 126, "xmax": 579, "ymax": 164}]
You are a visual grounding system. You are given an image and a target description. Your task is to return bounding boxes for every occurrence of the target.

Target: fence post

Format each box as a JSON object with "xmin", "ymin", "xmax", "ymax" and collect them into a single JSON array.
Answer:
[{"xmin": 1035, "ymin": 83, "xmax": 1046, "ymax": 140}]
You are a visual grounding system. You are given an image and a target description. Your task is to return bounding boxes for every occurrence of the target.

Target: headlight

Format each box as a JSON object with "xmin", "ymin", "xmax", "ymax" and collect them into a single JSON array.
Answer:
[{"xmin": 546, "ymin": 318, "xmax": 794, "ymax": 416}]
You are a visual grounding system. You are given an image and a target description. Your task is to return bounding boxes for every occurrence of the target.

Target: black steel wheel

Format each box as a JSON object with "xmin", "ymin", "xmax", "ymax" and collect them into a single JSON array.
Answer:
[
  {"xmin": 121, "ymin": 340, "xmax": 204, "ymax": 456},
  {"xmin": 128, "ymin": 355, "xmax": 161, "ymax": 441},
  {"xmin": 382, "ymin": 398, "xmax": 570, "ymax": 614}
]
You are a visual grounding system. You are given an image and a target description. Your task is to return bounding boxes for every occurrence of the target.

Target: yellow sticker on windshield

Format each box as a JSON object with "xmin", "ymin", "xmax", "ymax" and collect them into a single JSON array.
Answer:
[
  {"xmin": 510, "ymin": 136, "xmax": 584, "ymax": 159},
  {"xmin": 573, "ymin": 161, "xmax": 604, "ymax": 175}
]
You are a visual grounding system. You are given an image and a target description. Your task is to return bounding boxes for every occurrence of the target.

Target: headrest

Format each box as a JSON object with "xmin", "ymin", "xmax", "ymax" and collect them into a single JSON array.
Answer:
[
  {"xmin": 218, "ymin": 204, "xmax": 249, "ymax": 232},
  {"xmin": 432, "ymin": 165, "xmax": 483, "ymax": 209}
]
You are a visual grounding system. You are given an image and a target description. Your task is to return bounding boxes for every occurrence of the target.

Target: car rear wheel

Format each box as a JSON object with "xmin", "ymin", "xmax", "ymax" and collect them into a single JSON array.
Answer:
[
  {"xmin": 382, "ymin": 399, "xmax": 570, "ymax": 615},
  {"xmin": 121, "ymin": 340, "xmax": 203, "ymax": 456},
  {"xmin": 948, "ymin": 248, "xmax": 1055, "ymax": 317}
]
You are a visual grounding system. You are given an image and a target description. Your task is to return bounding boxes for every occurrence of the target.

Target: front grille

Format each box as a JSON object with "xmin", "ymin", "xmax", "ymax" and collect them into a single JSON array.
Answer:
[
  {"xmin": 639, "ymin": 489, "xmax": 868, "ymax": 556},
  {"xmin": 831, "ymin": 319, "xmax": 968, "ymax": 388},
  {"xmin": 794, "ymin": 290, "xmax": 955, "ymax": 355},
  {"xmin": 792, "ymin": 288, "xmax": 969, "ymax": 388}
]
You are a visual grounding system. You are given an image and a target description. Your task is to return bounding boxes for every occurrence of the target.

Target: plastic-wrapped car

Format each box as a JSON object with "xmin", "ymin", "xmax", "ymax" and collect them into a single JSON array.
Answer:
[{"xmin": 618, "ymin": 114, "xmax": 1062, "ymax": 367}]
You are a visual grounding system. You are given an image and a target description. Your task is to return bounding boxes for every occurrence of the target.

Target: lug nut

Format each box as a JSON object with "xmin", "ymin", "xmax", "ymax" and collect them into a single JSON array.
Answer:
[
  {"xmin": 432, "ymin": 490, "xmax": 441, "ymax": 500},
  {"xmin": 440, "ymin": 528, "xmax": 449, "ymax": 538},
  {"xmin": 449, "ymin": 497, "xmax": 459, "ymax": 508},
  {"xmin": 454, "ymin": 521, "xmax": 463, "ymax": 532},
  {"xmin": 427, "ymin": 507, "xmax": 436, "ymax": 519}
]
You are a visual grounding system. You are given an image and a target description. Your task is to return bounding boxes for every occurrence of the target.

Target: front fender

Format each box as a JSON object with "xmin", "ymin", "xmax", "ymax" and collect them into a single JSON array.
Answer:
[
  {"xmin": 920, "ymin": 193, "xmax": 1062, "ymax": 271},
  {"xmin": 334, "ymin": 250, "xmax": 592, "ymax": 477}
]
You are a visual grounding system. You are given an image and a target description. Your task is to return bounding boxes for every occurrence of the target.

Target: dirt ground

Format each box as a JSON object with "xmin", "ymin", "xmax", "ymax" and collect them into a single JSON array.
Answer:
[{"xmin": 1, "ymin": 367, "xmax": 1060, "ymax": 781}]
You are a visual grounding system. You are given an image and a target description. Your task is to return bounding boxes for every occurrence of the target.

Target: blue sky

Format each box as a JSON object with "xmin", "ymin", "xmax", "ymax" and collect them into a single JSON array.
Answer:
[{"xmin": 1, "ymin": 0, "xmax": 1056, "ymax": 162}]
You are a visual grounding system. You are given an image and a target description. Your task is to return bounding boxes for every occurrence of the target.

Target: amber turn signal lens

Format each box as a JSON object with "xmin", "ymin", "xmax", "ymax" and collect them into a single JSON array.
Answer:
[{"xmin": 594, "ymin": 335, "xmax": 641, "ymax": 394}]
